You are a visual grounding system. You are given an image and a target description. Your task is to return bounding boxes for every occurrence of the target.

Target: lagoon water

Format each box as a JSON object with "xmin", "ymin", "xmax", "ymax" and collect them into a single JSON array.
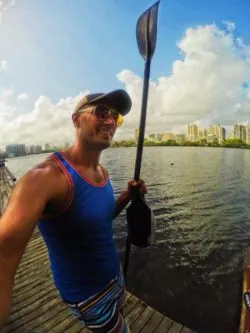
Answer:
[{"xmin": 6, "ymin": 146, "xmax": 250, "ymax": 333}]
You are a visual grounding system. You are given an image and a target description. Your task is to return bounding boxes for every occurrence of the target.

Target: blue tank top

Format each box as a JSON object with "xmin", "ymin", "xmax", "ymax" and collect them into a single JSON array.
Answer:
[{"xmin": 37, "ymin": 151, "xmax": 120, "ymax": 302}]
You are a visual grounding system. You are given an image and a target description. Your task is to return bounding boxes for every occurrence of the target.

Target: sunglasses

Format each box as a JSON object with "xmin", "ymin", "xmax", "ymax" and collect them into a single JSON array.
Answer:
[{"xmin": 78, "ymin": 104, "xmax": 123, "ymax": 127}]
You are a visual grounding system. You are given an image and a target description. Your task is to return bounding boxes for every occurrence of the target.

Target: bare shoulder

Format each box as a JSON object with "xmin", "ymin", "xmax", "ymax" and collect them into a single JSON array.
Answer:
[{"xmin": 13, "ymin": 155, "xmax": 68, "ymax": 202}]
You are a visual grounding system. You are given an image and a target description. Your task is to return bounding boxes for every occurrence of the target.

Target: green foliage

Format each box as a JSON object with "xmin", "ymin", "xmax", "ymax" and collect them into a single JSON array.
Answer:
[
  {"xmin": 222, "ymin": 138, "xmax": 248, "ymax": 148},
  {"xmin": 40, "ymin": 138, "xmax": 250, "ymax": 151}
]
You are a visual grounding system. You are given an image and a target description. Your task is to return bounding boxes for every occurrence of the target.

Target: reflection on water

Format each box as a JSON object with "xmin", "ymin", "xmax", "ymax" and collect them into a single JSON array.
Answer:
[{"xmin": 6, "ymin": 147, "xmax": 250, "ymax": 333}]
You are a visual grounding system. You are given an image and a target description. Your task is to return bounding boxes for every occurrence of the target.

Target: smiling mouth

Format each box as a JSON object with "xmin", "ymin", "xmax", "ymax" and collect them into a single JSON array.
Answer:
[{"xmin": 99, "ymin": 129, "xmax": 113, "ymax": 137}]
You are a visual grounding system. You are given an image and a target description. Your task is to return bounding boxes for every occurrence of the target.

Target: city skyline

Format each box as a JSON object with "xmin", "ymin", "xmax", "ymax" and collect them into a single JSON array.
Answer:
[{"xmin": 144, "ymin": 122, "xmax": 250, "ymax": 144}]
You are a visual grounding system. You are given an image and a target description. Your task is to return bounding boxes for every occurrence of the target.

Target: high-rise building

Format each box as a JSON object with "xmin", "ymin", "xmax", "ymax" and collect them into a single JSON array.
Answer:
[
  {"xmin": 6, "ymin": 144, "xmax": 26, "ymax": 157},
  {"xmin": 162, "ymin": 132, "xmax": 175, "ymax": 141},
  {"xmin": 246, "ymin": 125, "xmax": 250, "ymax": 144},
  {"xmin": 187, "ymin": 123, "xmax": 198, "ymax": 142},
  {"xmin": 206, "ymin": 124, "xmax": 225, "ymax": 143},
  {"xmin": 45, "ymin": 143, "xmax": 51, "ymax": 150},
  {"xmin": 198, "ymin": 129, "xmax": 207, "ymax": 140},
  {"xmin": 219, "ymin": 127, "xmax": 226, "ymax": 143},
  {"xmin": 29, "ymin": 145, "xmax": 42, "ymax": 154},
  {"xmin": 233, "ymin": 124, "xmax": 246, "ymax": 142},
  {"xmin": 147, "ymin": 133, "xmax": 163, "ymax": 141},
  {"xmin": 148, "ymin": 133, "xmax": 156, "ymax": 141},
  {"xmin": 175, "ymin": 134, "xmax": 186, "ymax": 144},
  {"xmin": 208, "ymin": 124, "xmax": 220, "ymax": 138},
  {"xmin": 155, "ymin": 133, "xmax": 163, "ymax": 141}
]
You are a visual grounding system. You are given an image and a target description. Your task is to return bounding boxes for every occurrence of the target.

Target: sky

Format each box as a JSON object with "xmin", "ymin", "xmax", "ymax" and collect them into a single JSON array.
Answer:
[{"xmin": 1, "ymin": 0, "xmax": 250, "ymax": 148}]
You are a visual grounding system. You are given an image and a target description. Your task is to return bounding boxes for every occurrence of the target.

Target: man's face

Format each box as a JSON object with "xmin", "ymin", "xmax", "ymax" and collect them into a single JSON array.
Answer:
[{"xmin": 73, "ymin": 104, "xmax": 120, "ymax": 150}]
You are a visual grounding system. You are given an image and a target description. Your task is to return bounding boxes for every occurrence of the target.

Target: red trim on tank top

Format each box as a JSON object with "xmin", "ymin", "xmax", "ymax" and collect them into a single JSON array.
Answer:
[
  {"xmin": 41, "ymin": 154, "xmax": 74, "ymax": 219},
  {"xmin": 58, "ymin": 150, "xmax": 108, "ymax": 188}
]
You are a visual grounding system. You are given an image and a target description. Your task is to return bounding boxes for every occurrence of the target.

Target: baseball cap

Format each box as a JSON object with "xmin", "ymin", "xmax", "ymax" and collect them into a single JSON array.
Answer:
[{"xmin": 74, "ymin": 89, "xmax": 132, "ymax": 116}]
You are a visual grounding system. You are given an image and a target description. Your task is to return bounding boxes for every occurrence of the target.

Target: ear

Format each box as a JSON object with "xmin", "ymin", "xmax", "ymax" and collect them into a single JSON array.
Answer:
[{"xmin": 72, "ymin": 113, "xmax": 80, "ymax": 128}]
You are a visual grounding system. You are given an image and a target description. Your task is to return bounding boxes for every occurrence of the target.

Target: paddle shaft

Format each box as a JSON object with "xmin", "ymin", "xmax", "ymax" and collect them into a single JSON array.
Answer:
[
  {"xmin": 134, "ymin": 57, "xmax": 151, "ymax": 181},
  {"xmin": 124, "ymin": 59, "xmax": 151, "ymax": 279}
]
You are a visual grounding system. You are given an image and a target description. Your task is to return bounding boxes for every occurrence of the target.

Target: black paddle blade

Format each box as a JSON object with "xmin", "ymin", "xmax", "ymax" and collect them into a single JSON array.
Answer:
[
  {"xmin": 126, "ymin": 195, "xmax": 154, "ymax": 248},
  {"xmin": 136, "ymin": 1, "xmax": 160, "ymax": 61}
]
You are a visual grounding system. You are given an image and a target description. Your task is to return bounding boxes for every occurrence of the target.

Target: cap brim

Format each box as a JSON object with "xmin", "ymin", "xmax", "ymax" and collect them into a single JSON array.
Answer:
[{"xmin": 89, "ymin": 89, "xmax": 132, "ymax": 116}]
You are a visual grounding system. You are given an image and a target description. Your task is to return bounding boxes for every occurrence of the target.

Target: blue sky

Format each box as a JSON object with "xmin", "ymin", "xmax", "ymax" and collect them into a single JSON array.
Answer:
[
  {"xmin": 1, "ymin": 0, "xmax": 249, "ymax": 104},
  {"xmin": 0, "ymin": 0, "xmax": 250, "ymax": 145}
]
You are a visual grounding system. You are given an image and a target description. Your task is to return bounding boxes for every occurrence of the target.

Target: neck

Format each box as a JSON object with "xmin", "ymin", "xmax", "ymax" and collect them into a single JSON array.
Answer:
[{"xmin": 63, "ymin": 140, "xmax": 101, "ymax": 169}]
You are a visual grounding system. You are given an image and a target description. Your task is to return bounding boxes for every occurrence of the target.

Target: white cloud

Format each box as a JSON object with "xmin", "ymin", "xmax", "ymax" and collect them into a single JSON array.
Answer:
[
  {"xmin": 0, "ymin": 91, "xmax": 89, "ymax": 147},
  {"xmin": 1, "ymin": 22, "xmax": 250, "ymax": 146},
  {"xmin": 116, "ymin": 23, "xmax": 250, "ymax": 136},
  {"xmin": 0, "ymin": 0, "xmax": 15, "ymax": 26},
  {"xmin": 0, "ymin": 60, "xmax": 7, "ymax": 71},
  {"xmin": 17, "ymin": 93, "xmax": 28, "ymax": 101}
]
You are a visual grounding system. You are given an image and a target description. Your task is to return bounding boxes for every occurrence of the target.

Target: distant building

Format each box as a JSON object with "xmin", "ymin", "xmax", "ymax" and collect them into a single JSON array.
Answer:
[
  {"xmin": 162, "ymin": 132, "xmax": 176, "ymax": 141},
  {"xmin": 25, "ymin": 146, "xmax": 30, "ymax": 154},
  {"xmin": 6, "ymin": 144, "xmax": 26, "ymax": 157},
  {"xmin": 198, "ymin": 124, "xmax": 225, "ymax": 143},
  {"xmin": 155, "ymin": 133, "xmax": 163, "ymax": 141},
  {"xmin": 175, "ymin": 134, "xmax": 186, "ymax": 144},
  {"xmin": 198, "ymin": 129, "xmax": 208, "ymax": 141},
  {"xmin": 233, "ymin": 124, "xmax": 246, "ymax": 142},
  {"xmin": 187, "ymin": 123, "xmax": 198, "ymax": 142},
  {"xmin": 207, "ymin": 133, "xmax": 217, "ymax": 143},
  {"xmin": 45, "ymin": 143, "xmax": 51, "ymax": 150},
  {"xmin": 246, "ymin": 125, "xmax": 250, "ymax": 144},
  {"xmin": 207, "ymin": 124, "xmax": 220, "ymax": 140},
  {"xmin": 147, "ymin": 133, "xmax": 163, "ymax": 141},
  {"xmin": 148, "ymin": 133, "xmax": 156, "ymax": 141},
  {"xmin": 29, "ymin": 145, "xmax": 42, "ymax": 154},
  {"xmin": 219, "ymin": 127, "xmax": 226, "ymax": 143}
]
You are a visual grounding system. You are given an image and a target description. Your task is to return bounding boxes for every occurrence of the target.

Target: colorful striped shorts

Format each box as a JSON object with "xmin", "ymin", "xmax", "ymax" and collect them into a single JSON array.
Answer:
[{"xmin": 64, "ymin": 270, "xmax": 130, "ymax": 332}]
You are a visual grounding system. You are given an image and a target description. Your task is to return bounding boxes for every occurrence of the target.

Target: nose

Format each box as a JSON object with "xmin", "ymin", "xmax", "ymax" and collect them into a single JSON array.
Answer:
[{"xmin": 103, "ymin": 115, "xmax": 116, "ymax": 127}]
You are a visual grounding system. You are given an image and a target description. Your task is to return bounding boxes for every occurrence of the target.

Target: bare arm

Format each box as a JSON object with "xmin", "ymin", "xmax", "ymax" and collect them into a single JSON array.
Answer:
[
  {"xmin": 114, "ymin": 190, "xmax": 130, "ymax": 219},
  {"xmin": 0, "ymin": 164, "xmax": 65, "ymax": 328}
]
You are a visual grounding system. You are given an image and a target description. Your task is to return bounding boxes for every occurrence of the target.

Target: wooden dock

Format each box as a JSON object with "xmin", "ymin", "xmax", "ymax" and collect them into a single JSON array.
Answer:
[
  {"xmin": 239, "ymin": 247, "xmax": 250, "ymax": 333},
  {"xmin": 0, "ymin": 162, "xmax": 196, "ymax": 333}
]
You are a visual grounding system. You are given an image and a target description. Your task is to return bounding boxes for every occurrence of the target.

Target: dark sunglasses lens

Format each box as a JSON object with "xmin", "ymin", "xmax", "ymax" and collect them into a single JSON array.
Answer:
[{"xmin": 95, "ymin": 105, "xmax": 109, "ymax": 119}]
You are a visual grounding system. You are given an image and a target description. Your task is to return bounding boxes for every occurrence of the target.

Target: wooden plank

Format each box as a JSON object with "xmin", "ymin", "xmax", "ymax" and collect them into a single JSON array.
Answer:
[
  {"xmin": 140, "ymin": 311, "xmax": 165, "ymax": 333},
  {"xmin": 123, "ymin": 294, "xmax": 140, "ymax": 317},
  {"xmin": 130, "ymin": 305, "xmax": 155, "ymax": 332},
  {"xmin": 31, "ymin": 306, "xmax": 69, "ymax": 332},
  {"xmin": 63, "ymin": 319, "xmax": 86, "ymax": 333},
  {"xmin": 16, "ymin": 256, "xmax": 49, "ymax": 277},
  {"xmin": 125, "ymin": 300, "xmax": 147, "ymax": 327},
  {"xmin": 13, "ymin": 268, "xmax": 51, "ymax": 292},
  {"xmin": 239, "ymin": 247, "xmax": 250, "ymax": 333},
  {"xmin": 15, "ymin": 258, "xmax": 50, "ymax": 280},
  {"xmin": 25, "ymin": 235, "xmax": 44, "ymax": 249},
  {"xmin": 26, "ymin": 236, "xmax": 45, "ymax": 248},
  {"xmin": 6, "ymin": 292, "xmax": 59, "ymax": 326},
  {"xmin": 44, "ymin": 311, "xmax": 76, "ymax": 333},
  {"xmin": 2, "ymin": 295, "xmax": 58, "ymax": 333},
  {"xmin": 6, "ymin": 296, "xmax": 62, "ymax": 332},
  {"xmin": 153, "ymin": 316, "xmax": 173, "ymax": 332},
  {"xmin": 22, "ymin": 241, "xmax": 47, "ymax": 258},
  {"xmin": 17, "ymin": 251, "xmax": 48, "ymax": 274},
  {"xmin": 168, "ymin": 321, "xmax": 183, "ymax": 333},
  {"xmin": 11, "ymin": 280, "xmax": 55, "ymax": 310}
]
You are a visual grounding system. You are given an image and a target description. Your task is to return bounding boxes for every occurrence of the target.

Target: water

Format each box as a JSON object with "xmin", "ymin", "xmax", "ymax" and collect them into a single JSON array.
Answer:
[{"xmin": 6, "ymin": 147, "xmax": 250, "ymax": 333}]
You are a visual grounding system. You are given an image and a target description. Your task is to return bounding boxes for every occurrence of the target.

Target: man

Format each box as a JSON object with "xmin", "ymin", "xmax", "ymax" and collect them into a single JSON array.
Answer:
[{"xmin": 0, "ymin": 89, "xmax": 147, "ymax": 332}]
